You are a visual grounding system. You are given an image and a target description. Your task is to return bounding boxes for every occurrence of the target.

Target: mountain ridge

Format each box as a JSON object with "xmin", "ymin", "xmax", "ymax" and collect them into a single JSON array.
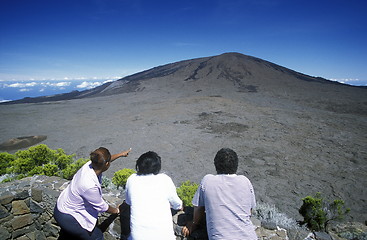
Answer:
[{"xmin": 2, "ymin": 52, "xmax": 365, "ymax": 105}]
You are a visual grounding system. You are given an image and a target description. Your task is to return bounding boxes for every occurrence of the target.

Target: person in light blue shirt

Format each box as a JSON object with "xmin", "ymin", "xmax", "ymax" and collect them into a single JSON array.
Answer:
[{"xmin": 182, "ymin": 148, "xmax": 257, "ymax": 240}]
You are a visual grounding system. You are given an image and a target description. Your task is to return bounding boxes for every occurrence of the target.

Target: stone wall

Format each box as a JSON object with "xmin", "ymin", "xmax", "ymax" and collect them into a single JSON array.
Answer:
[
  {"xmin": 1, "ymin": 175, "xmax": 291, "ymax": 240},
  {"xmin": 0, "ymin": 175, "xmax": 66, "ymax": 240},
  {"xmin": 0, "ymin": 175, "xmax": 123, "ymax": 240},
  {"xmin": 1, "ymin": 175, "xmax": 364, "ymax": 240}
]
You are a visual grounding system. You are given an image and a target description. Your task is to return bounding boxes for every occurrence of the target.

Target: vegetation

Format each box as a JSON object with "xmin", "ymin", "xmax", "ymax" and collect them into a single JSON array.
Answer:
[
  {"xmin": 299, "ymin": 192, "xmax": 350, "ymax": 232},
  {"xmin": 255, "ymin": 203, "xmax": 299, "ymax": 229},
  {"xmin": 0, "ymin": 144, "xmax": 89, "ymax": 182},
  {"xmin": 112, "ymin": 168, "xmax": 136, "ymax": 189},
  {"xmin": 0, "ymin": 152, "xmax": 15, "ymax": 175},
  {"xmin": 176, "ymin": 180, "xmax": 198, "ymax": 207},
  {"xmin": 61, "ymin": 158, "xmax": 89, "ymax": 180},
  {"xmin": 101, "ymin": 175, "xmax": 112, "ymax": 189}
]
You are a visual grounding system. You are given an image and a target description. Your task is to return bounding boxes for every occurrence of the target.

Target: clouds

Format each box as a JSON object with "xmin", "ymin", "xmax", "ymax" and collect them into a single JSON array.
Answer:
[
  {"xmin": 76, "ymin": 79, "xmax": 114, "ymax": 89},
  {"xmin": 1, "ymin": 79, "xmax": 117, "ymax": 92},
  {"xmin": 330, "ymin": 78, "xmax": 367, "ymax": 86},
  {"xmin": 3, "ymin": 81, "xmax": 71, "ymax": 91},
  {"xmin": 6, "ymin": 82, "xmax": 38, "ymax": 88},
  {"xmin": 76, "ymin": 81, "xmax": 102, "ymax": 89},
  {"xmin": 0, "ymin": 78, "xmax": 116, "ymax": 101}
]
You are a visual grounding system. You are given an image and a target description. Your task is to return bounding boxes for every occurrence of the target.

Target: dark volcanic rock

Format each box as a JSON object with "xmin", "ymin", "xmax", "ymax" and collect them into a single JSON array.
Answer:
[{"xmin": 0, "ymin": 135, "xmax": 47, "ymax": 151}]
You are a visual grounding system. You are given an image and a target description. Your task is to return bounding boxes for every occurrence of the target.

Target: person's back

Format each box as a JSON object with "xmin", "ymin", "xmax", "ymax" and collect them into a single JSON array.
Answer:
[
  {"xmin": 187, "ymin": 148, "xmax": 257, "ymax": 240},
  {"xmin": 126, "ymin": 173, "xmax": 181, "ymax": 239},
  {"xmin": 195, "ymin": 174, "xmax": 256, "ymax": 239},
  {"xmin": 125, "ymin": 151, "xmax": 182, "ymax": 240}
]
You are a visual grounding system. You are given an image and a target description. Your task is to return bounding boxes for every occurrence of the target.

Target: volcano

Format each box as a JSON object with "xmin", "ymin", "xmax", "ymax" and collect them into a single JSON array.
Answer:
[{"xmin": 1, "ymin": 52, "xmax": 366, "ymax": 222}]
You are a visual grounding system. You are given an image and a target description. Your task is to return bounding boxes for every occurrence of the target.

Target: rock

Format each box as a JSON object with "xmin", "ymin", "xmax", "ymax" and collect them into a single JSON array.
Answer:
[
  {"xmin": 12, "ymin": 200, "xmax": 30, "ymax": 215},
  {"xmin": 262, "ymin": 220, "xmax": 278, "ymax": 230},
  {"xmin": 314, "ymin": 231, "xmax": 333, "ymax": 240},
  {"xmin": 0, "ymin": 135, "xmax": 47, "ymax": 151},
  {"xmin": 11, "ymin": 214, "xmax": 33, "ymax": 230},
  {"xmin": 0, "ymin": 226, "xmax": 11, "ymax": 240}
]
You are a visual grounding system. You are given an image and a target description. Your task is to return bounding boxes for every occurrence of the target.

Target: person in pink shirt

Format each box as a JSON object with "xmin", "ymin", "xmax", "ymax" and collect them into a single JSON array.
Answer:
[{"xmin": 54, "ymin": 147, "xmax": 131, "ymax": 240}]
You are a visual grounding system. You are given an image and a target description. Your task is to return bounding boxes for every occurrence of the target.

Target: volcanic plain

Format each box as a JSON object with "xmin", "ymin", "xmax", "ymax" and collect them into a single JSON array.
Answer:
[{"xmin": 1, "ymin": 53, "xmax": 366, "ymax": 222}]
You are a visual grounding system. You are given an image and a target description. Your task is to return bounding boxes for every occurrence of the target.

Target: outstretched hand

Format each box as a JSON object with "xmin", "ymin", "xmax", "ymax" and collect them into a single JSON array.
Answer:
[
  {"xmin": 120, "ymin": 148, "xmax": 132, "ymax": 157},
  {"xmin": 111, "ymin": 148, "xmax": 132, "ymax": 162}
]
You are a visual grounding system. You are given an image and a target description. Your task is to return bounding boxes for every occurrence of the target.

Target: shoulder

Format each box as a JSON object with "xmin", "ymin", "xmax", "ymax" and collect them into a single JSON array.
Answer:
[
  {"xmin": 72, "ymin": 161, "xmax": 100, "ymax": 191},
  {"xmin": 237, "ymin": 174, "xmax": 251, "ymax": 182},
  {"xmin": 157, "ymin": 173, "xmax": 174, "ymax": 182},
  {"xmin": 126, "ymin": 173, "xmax": 137, "ymax": 182},
  {"xmin": 202, "ymin": 174, "xmax": 215, "ymax": 180},
  {"xmin": 201, "ymin": 174, "xmax": 216, "ymax": 184},
  {"xmin": 235, "ymin": 175, "xmax": 254, "ymax": 187}
]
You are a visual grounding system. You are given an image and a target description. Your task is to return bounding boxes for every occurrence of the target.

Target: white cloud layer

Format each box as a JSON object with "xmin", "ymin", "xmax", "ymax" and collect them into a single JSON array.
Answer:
[
  {"xmin": 6, "ymin": 82, "xmax": 38, "ymax": 88},
  {"xmin": 330, "ymin": 78, "xmax": 367, "ymax": 86},
  {"xmin": 76, "ymin": 79, "xmax": 113, "ymax": 89},
  {"xmin": 76, "ymin": 81, "xmax": 102, "ymax": 89},
  {"xmin": 19, "ymin": 88, "xmax": 31, "ymax": 92}
]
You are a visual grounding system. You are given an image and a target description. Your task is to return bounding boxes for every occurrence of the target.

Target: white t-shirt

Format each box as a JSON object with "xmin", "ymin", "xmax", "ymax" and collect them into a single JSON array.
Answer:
[
  {"xmin": 125, "ymin": 173, "xmax": 182, "ymax": 240},
  {"xmin": 193, "ymin": 174, "xmax": 257, "ymax": 240}
]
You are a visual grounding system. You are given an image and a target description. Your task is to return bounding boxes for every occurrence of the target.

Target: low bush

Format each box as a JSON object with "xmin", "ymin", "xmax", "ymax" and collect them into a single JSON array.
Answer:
[
  {"xmin": 112, "ymin": 168, "xmax": 136, "ymax": 189},
  {"xmin": 176, "ymin": 180, "xmax": 199, "ymax": 207},
  {"xmin": 0, "ymin": 152, "xmax": 15, "ymax": 175},
  {"xmin": 62, "ymin": 158, "xmax": 90, "ymax": 180},
  {"xmin": 0, "ymin": 144, "xmax": 89, "ymax": 182},
  {"xmin": 299, "ymin": 192, "xmax": 350, "ymax": 232}
]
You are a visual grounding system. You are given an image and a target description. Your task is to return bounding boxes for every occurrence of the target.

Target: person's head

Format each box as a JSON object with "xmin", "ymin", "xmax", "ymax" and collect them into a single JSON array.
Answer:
[
  {"xmin": 214, "ymin": 148, "xmax": 238, "ymax": 174},
  {"xmin": 135, "ymin": 151, "xmax": 161, "ymax": 175},
  {"xmin": 90, "ymin": 147, "xmax": 111, "ymax": 172}
]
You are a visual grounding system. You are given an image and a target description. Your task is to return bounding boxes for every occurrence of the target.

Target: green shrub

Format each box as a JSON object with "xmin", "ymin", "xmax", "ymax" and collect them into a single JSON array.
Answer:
[
  {"xmin": 61, "ymin": 158, "xmax": 89, "ymax": 180},
  {"xmin": 299, "ymin": 192, "xmax": 350, "ymax": 232},
  {"xmin": 176, "ymin": 180, "xmax": 199, "ymax": 207},
  {"xmin": 112, "ymin": 168, "xmax": 136, "ymax": 189},
  {"xmin": 0, "ymin": 144, "xmax": 87, "ymax": 182},
  {"xmin": 0, "ymin": 152, "xmax": 15, "ymax": 175},
  {"xmin": 7, "ymin": 144, "xmax": 74, "ymax": 176},
  {"xmin": 54, "ymin": 148, "xmax": 74, "ymax": 170}
]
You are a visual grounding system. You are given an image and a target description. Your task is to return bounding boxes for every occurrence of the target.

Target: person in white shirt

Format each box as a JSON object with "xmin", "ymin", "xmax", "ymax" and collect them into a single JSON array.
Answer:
[{"xmin": 125, "ymin": 151, "xmax": 183, "ymax": 240}]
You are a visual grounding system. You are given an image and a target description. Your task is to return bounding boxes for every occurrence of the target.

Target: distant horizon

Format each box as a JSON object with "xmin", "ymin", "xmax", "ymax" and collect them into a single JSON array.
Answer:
[
  {"xmin": 1, "ymin": 75, "xmax": 366, "ymax": 103},
  {"xmin": 0, "ymin": 78, "xmax": 116, "ymax": 102},
  {"xmin": 2, "ymin": 52, "xmax": 367, "ymax": 102}
]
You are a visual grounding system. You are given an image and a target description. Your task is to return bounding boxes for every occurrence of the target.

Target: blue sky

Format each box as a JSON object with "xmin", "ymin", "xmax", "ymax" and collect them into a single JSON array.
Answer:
[{"xmin": 1, "ymin": 0, "xmax": 367, "ymax": 88}]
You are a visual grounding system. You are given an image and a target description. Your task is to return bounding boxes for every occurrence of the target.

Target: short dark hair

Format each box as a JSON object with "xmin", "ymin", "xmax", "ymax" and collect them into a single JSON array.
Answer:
[
  {"xmin": 136, "ymin": 151, "xmax": 161, "ymax": 175},
  {"xmin": 214, "ymin": 148, "xmax": 238, "ymax": 174},
  {"xmin": 90, "ymin": 147, "xmax": 111, "ymax": 169}
]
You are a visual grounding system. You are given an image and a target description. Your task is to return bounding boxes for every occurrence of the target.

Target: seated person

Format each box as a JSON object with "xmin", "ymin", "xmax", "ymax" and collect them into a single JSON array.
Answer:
[
  {"xmin": 54, "ymin": 147, "xmax": 131, "ymax": 240},
  {"xmin": 182, "ymin": 148, "xmax": 257, "ymax": 240},
  {"xmin": 125, "ymin": 151, "xmax": 183, "ymax": 240}
]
